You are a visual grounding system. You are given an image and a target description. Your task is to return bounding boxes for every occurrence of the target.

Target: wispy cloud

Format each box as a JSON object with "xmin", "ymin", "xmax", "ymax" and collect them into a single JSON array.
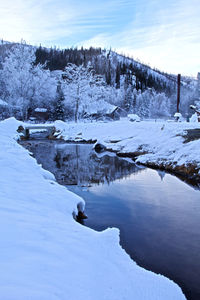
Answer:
[
  {"xmin": 0, "ymin": 0, "xmax": 134, "ymax": 43},
  {"xmin": 0, "ymin": 0, "xmax": 199, "ymax": 75},
  {"xmin": 0, "ymin": 0, "xmax": 75, "ymax": 42},
  {"xmin": 79, "ymin": 0, "xmax": 200, "ymax": 75}
]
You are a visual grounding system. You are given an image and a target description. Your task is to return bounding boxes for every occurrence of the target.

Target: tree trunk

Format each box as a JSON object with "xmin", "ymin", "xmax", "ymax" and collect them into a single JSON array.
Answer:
[{"xmin": 75, "ymin": 84, "xmax": 80, "ymax": 123}]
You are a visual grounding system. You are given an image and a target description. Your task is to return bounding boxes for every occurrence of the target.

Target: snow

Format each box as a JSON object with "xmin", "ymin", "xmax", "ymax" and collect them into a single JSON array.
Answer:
[
  {"xmin": 190, "ymin": 105, "xmax": 196, "ymax": 110},
  {"xmin": 85, "ymin": 100, "xmax": 117, "ymax": 115},
  {"xmin": 108, "ymin": 50, "xmax": 171, "ymax": 84},
  {"xmin": 128, "ymin": 114, "xmax": 141, "ymax": 122},
  {"xmin": 174, "ymin": 113, "xmax": 185, "ymax": 122},
  {"xmin": 174, "ymin": 112, "xmax": 182, "ymax": 117},
  {"xmin": 35, "ymin": 107, "xmax": 47, "ymax": 112},
  {"xmin": 55, "ymin": 119, "xmax": 200, "ymax": 171},
  {"xmin": 190, "ymin": 113, "xmax": 198, "ymax": 122},
  {"xmin": 0, "ymin": 99, "xmax": 8, "ymax": 106},
  {"xmin": 0, "ymin": 117, "xmax": 186, "ymax": 299}
]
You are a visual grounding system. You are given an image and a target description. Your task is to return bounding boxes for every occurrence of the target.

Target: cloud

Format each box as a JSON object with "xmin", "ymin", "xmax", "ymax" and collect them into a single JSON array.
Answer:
[
  {"xmin": 0, "ymin": 0, "xmax": 75, "ymax": 42},
  {"xmin": 79, "ymin": 0, "xmax": 200, "ymax": 76},
  {"xmin": 0, "ymin": 0, "xmax": 134, "ymax": 44},
  {"xmin": 0, "ymin": 0, "xmax": 199, "ymax": 75}
]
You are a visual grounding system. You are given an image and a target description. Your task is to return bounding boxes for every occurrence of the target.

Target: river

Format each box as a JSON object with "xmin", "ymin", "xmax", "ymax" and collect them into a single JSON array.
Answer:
[{"xmin": 20, "ymin": 140, "xmax": 200, "ymax": 300}]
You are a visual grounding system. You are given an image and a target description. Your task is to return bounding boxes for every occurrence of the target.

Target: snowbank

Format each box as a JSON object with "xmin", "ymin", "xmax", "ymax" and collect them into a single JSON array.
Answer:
[
  {"xmin": 0, "ymin": 118, "xmax": 185, "ymax": 299},
  {"xmin": 55, "ymin": 119, "xmax": 200, "ymax": 180}
]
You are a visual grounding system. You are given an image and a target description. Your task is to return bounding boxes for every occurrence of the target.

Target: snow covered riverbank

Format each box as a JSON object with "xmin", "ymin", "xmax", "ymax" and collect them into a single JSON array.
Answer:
[
  {"xmin": 55, "ymin": 119, "xmax": 200, "ymax": 183},
  {"xmin": 0, "ymin": 117, "xmax": 186, "ymax": 299}
]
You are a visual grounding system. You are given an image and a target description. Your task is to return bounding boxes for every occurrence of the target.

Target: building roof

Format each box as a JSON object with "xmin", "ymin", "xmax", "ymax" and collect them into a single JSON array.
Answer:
[
  {"xmin": 0, "ymin": 99, "xmax": 8, "ymax": 106},
  {"xmin": 35, "ymin": 108, "xmax": 47, "ymax": 113}
]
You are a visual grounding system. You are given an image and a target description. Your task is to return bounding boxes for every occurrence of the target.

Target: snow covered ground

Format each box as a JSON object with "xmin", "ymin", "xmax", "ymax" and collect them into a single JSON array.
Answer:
[
  {"xmin": 0, "ymin": 118, "xmax": 186, "ymax": 299},
  {"xmin": 55, "ymin": 118, "xmax": 200, "ymax": 178}
]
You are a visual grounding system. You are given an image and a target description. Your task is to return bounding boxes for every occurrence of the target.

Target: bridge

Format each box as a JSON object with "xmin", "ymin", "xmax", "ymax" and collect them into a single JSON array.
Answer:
[{"xmin": 17, "ymin": 125, "xmax": 56, "ymax": 139}]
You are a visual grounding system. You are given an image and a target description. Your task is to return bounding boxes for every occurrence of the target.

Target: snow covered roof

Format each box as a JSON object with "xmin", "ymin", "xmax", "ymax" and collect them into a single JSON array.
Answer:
[
  {"xmin": 0, "ymin": 99, "xmax": 8, "ymax": 106},
  {"xmin": 35, "ymin": 108, "xmax": 47, "ymax": 112},
  {"xmin": 85, "ymin": 100, "xmax": 117, "ymax": 115}
]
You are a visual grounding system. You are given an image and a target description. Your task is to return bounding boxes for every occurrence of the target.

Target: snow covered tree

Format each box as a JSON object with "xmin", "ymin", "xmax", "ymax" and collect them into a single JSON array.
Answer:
[
  {"xmin": 149, "ymin": 91, "xmax": 171, "ymax": 118},
  {"xmin": 0, "ymin": 43, "xmax": 57, "ymax": 120},
  {"xmin": 134, "ymin": 90, "xmax": 150, "ymax": 118},
  {"xmin": 62, "ymin": 63, "xmax": 109, "ymax": 121},
  {"xmin": 62, "ymin": 64, "xmax": 89, "ymax": 122},
  {"xmin": 0, "ymin": 44, "xmax": 35, "ymax": 119},
  {"xmin": 53, "ymin": 83, "xmax": 65, "ymax": 121}
]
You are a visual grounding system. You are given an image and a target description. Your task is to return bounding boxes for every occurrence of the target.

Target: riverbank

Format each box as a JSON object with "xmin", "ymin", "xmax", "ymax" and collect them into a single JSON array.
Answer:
[
  {"xmin": 0, "ymin": 117, "xmax": 186, "ymax": 299},
  {"xmin": 54, "ymin": 119, "xmax": 200, "ymax": 184}
]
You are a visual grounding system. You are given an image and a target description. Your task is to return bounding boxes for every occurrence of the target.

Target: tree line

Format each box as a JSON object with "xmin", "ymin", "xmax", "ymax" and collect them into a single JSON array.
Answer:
[{"xmin": 0, "ymin": 42, "xmax": 198, "ymax": 122}]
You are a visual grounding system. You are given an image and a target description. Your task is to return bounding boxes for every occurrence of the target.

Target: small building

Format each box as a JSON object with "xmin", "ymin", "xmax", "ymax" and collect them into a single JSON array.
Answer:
[
  {"xmin": 105, "ymin": 106, "xmax": 120, "ymax": 120},
  {"xmin": 115, "ymin": 107, "xmax": 127, "ymax": 118},
  {"xmin": 32, "ymin": 108, "xmax": 49, "ymax": 122},
  {"xmin": 83, "ymin": 100, "xmax": 121, "ymax": 121}
]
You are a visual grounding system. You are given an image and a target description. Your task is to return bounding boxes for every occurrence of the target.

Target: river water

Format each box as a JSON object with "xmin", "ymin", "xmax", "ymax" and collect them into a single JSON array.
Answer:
[{"xmin": 21, "ymin": 140, "xmax": 200, "ymax": 300}]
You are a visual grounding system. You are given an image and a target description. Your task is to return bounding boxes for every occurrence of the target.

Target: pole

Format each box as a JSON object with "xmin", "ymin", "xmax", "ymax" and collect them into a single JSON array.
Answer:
[{"xmin": 177, "ymin": 74, "xmax": 181, "ymax": 112}]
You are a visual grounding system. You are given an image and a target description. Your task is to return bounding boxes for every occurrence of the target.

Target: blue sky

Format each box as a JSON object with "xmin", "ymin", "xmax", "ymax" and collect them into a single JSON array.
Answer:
[{"xmin": 0, "ymin": 0, "xmax": 200, "ymax": 76}]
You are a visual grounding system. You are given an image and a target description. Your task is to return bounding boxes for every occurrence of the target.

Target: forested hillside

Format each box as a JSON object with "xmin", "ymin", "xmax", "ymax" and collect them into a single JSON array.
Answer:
[{"xmin": 0, "ymin": 41, "xmax": 198, "ymax": 121}]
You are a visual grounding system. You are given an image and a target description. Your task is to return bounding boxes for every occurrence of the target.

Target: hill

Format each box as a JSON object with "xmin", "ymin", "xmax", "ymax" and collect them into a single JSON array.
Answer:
[{"xmin": 0, "ymin": 41, "xmax": 198, "ymax": 121}]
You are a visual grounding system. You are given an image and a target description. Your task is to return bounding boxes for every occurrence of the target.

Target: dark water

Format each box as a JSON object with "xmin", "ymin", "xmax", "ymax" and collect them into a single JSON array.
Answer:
[{"xmin": 21, "ymin": 141, "xmax": 200, "ymax": 300}]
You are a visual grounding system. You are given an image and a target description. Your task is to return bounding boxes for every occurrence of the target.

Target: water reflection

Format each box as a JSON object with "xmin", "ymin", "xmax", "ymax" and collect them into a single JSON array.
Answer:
[{"xmin": 22, "ymin": 141, "xmax": 142, "ymax": 186}]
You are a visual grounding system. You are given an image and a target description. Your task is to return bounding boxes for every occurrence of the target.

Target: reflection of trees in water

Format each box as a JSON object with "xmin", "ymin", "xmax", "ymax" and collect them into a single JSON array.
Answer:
[
  {"xmin": 21, "ymin": 141, "xmax": 142, "ymax": 186},
  {"xmin": 54, "ymin": 144, "xmax": 141, "ymax": 186}
]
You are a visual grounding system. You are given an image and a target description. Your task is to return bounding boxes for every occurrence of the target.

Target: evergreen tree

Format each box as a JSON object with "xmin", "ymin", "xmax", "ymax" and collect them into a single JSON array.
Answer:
[
  {"xmin": 115, "ymin": 64, "xmax": 121, "ymax": 89},
  {"xmin": 54, "ymin": 83, "xmax": 65, "ymax": 121}
]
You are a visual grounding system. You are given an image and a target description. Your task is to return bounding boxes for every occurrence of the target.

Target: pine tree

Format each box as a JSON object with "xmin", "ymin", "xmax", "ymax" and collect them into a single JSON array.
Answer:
[
  {"xmin": 115, "ymin": 64, "xmax": 121, "ymax": 89},
  {"xmin": 54, "ymin": 83, "xmax": 65, "ymax": 121}
]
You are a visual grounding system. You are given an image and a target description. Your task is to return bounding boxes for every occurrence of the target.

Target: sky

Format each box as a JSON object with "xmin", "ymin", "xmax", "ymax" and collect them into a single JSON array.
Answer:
[{"xmin": 0, "ymin": 0, "xmax": 200, "ymax": 76}]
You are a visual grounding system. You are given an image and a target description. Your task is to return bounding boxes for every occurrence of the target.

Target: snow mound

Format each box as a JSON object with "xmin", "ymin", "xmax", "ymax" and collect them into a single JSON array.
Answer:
[
  {"xmin": 128, "ymin": 114, "xmax": 141, "ymax": 122},
  {"xmin": 190, "ymin": 113, "xmax": 198, "ymax": 122}
]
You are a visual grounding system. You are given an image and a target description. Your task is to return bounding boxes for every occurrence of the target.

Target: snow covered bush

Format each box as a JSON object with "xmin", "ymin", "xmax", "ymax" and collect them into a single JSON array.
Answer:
[
  {"xmin": 133, "ymin": 89, "xmax": 171, "ymax": 119},
  {"xmin": 0, "ymin": 43, "xmax": 57, "ymax": 120}
]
